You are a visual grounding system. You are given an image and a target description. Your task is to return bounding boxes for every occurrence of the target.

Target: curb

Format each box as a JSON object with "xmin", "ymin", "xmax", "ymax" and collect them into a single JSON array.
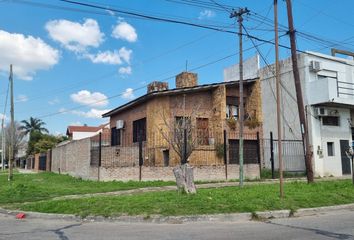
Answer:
[{"xmin": 2, "ymin": 203, "xmax": 354, "ymax": 224}]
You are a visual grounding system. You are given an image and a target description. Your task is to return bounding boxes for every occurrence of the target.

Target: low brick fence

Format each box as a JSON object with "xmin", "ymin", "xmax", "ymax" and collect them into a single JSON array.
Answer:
[
  {"xmin": 97, "ymin": 164, "xmax": 259, "ymax": 181},
  {"xmin": 51, "ymin": 137, "xmax": 260, "ymax": 181}
]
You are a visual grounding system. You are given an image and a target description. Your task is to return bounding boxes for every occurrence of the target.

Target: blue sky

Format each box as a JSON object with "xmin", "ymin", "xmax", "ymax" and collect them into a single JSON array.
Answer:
[{"xmin": 0, "ymin": 0, "xmax": 353, "ymax": 135}]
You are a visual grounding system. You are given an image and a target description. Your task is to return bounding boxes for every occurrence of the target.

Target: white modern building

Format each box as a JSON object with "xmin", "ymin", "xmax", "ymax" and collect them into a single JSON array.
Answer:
[{"xmin": 225, "ymin": 51, "xmax": 354, "ymax": 177}]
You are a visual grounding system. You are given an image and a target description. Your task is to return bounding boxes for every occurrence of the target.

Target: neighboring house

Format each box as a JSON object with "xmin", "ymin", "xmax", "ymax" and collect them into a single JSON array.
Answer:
[
  {"xmin": 226, "ymin": 51, "xmax": 354, "ymax": 177},
  {"xmin": 66, "ymin": 123, "xmax": 110, "ymax": 140},
  {"xmin": 102, "ymin": 71, "xmax": 263, "ymax": 172}
]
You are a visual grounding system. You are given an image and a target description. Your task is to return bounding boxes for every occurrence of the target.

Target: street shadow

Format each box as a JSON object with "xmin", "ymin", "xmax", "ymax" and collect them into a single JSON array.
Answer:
[{"xmin": 265, "ymin": 221, "xmax": 353, "ymax": 240}]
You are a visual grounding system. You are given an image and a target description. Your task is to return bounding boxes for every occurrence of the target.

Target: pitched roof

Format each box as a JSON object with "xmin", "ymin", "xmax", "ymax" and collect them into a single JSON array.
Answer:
[
  {"xmin": 67, "ymin": 122, "xmax": 110, "ymax": 136},
  {"xmin": 66, "ymin": 126, "xmax": 100, "ymax": 135},
  {"xmin": 102, "ymin": 78, "xmax": 258, "ymax": 118}
]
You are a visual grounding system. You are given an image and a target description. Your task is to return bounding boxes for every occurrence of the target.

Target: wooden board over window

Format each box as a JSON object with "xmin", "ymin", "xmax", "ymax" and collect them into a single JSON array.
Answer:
[{"xmin": 197, "ymin": 118, "xmax": 209, "ymax": 145}]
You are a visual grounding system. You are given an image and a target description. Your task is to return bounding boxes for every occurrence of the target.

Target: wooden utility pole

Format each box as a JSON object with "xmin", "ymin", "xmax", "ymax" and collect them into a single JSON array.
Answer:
[
  {"xmin": 8, "ymin": 64, "xmax": 14, "ymax": 181},
  {"xmin": 1, "ymin": 116, "xmax": 4, "ymax": 172},
  {"xmin": 230, "ymin": 7, "xmax": 249, "ymax": 187},
  {"xmin": 285, "ymin": 0, "xmax": 314, "ymax": 183},
  {"xmin": 274, "ymin": 0, "xmax": 284, "ymax": 198}
]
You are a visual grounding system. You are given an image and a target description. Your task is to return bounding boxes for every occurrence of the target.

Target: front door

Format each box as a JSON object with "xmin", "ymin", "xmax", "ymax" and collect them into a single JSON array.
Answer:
[{"xmin": 340, "ymin": 140, "xmax": 351, "ymax": 175}]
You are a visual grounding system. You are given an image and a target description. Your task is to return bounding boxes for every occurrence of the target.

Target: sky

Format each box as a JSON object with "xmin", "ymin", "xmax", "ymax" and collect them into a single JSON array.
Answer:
[{"xmin": 0, "ymin": 0, "xmax": 354, "ymax": 135}]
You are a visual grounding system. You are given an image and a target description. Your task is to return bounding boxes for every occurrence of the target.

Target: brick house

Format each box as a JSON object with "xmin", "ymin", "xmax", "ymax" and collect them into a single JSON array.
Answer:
[{"xmin": 102, "ymin": 72, "xmax": 263, "ymax": 170}]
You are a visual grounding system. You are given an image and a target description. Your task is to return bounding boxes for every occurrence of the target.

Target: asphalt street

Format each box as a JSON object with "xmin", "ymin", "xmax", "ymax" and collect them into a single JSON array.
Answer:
[{"xmin": 0, "ymin": 209, "xmax": 354, "ymax": 240}]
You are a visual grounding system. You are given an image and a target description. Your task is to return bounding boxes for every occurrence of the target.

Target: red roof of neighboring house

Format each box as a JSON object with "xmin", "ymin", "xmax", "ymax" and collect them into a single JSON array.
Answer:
[{"xmin": 66, "ymin": 123, "xmax": 109, "ymax": 136}]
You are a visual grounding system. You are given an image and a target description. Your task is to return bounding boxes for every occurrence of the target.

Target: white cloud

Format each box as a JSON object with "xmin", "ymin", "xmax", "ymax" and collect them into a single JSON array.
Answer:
[
  {"xmin": 71, "ymin": 108, "xmax": 110, "ymax": 119},
  {"xmin": 48, "ymin": 97, "xmax": 60, "ymax": 105},
  {"xmin": 106, "ymin": 9, "xmax": 115, "ymax": 16},
  {"xmin": 198, "ymin": 9, "xmax": 216, "ymax": 19},
  {"xmin": 0, "ymin": 30, "xmax": 59, "ymax": 80},
  {"xmin": 45, "ymin": 18, "xmax": 104, "ymax": 52},
  {"xmin": 119, "ymin": 66, "xmax": 132, "ymax": 75},
  {"xmin": 17, "ymin": 94, "xmax": 28, "ymax": 102},
  {"xmin": 118, "ymin": 47, "xmax": 132, "ymax": 63},
  {"xmin": 112, "ymin": 21, "xmax": 137, "ymax": 42},
  {"xmin": 84, "ymin": 47, "xmax": 132, "ymax": 65},
  {"xmin": 84, "ymin": 50, "xmax": 122, "ymax": 65},
  {"xmin": 70, "ymin": 90, "xmax": 108, "ymax": 107},
  {"xmin": 122, "ymin": 88, "xmax": 134, "ymax": 100}
]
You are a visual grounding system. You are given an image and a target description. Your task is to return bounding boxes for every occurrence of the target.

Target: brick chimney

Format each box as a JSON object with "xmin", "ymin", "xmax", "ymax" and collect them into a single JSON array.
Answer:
[
  {"xmin": 147, "ymin": 81, "xmax": 169, "ymax": 93},
  {"xmin": 175, "ymin": 72, "xmax": 198, "ymax": 88}
]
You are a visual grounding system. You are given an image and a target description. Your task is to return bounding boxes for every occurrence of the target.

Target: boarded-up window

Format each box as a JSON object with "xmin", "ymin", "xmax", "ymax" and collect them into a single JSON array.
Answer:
[
  {"xmin": 197, "ymin": 118, "xmax": 209, "ymax": 145},
  {"xmin": 133, "ymin": 118, "xmax": 146, "ymax": 142}
]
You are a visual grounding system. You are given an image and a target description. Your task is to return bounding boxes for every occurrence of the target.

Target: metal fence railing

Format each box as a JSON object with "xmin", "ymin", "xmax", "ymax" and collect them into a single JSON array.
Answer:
[{"xmin": 89, "ymin": 129, "xmax": 306, "ymax": 174}]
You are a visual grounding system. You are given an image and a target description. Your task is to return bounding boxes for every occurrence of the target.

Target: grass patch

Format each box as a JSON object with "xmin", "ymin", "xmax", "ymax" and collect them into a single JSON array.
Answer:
[
  {"xmin": 0, "ymin": 172, "xmax": 174, "ymax": 204},
  {"xmin": 9, "ymin": 179, "xmax": 354, "ymax": 217},
  {"xmin": 260, "ymin": 169, "xmax": 306, "ymax": 179}
]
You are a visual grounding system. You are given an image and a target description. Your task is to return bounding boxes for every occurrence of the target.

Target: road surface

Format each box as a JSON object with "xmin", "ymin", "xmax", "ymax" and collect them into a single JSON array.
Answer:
[{"xmin": 0, "ymin": 209, "xmax": 354, "ymax": 240}]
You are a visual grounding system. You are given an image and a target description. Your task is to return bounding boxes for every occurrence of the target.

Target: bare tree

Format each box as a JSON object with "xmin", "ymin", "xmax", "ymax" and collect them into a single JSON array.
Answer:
[
  {"xmin": 158, "ymin": 95, "xmax": 201, "ymax": 194},
  {"xmin": 1, "ymin": 122, "xmax": 26, "ymax": 163}
]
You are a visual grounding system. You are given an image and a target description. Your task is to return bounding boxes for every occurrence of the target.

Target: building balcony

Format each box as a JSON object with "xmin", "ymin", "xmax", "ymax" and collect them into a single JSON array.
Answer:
[{"xmin": 307, "ymin": 77, "xmax": 354, "ymax": 106}]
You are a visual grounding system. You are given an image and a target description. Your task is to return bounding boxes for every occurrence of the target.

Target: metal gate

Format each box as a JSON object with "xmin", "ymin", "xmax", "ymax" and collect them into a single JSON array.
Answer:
[
  {"xmin": 39, "ymin": 155, "xmax": 46, "ymax": 171},
  {"xmin": 229, "ymin": 139, "xmax": 259, "ymax": 164},
  {"xmin": 340, "ymin": 139, "xmax": 351, "ymax": 174},
  {"xmin": 264, "ymin": 139, "xmax": 305, "ymax": 172}
]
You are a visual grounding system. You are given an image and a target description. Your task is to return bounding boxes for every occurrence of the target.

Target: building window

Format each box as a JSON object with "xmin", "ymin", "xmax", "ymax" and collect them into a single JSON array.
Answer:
[
  {"xmin": 111, "ymin": 127, "xmax": 121, "ymax": 146},
  {"xmin": 226, "ymin": 105, "xmax": 238, "ymax": 119},
  {"xmin": 175, "ymin": 116, "xmax": 191, "ymax": 142},
  {"xmin": 133, "ymin": 118, "xmax": 146, "ymax": 143},
  {"xmin": 322, "ymin": 116, "xmax": 340, "ymax": 126},
  {"xmin": 226, "ymin": 96, "xmax": 239, "ymax": 119},
  {"xmin": 196, "ymin": 118, "xmax": 209, "ymax": 145},
  {"xmin": 327, "ymin": 142, "xmax": 334, "ymax": 156}
]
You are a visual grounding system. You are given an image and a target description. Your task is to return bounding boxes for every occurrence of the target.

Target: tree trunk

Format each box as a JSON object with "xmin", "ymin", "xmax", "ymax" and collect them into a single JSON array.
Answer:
[{"xmin": 173, "ymin": 163, "xmax": 197, "ymax": 194}]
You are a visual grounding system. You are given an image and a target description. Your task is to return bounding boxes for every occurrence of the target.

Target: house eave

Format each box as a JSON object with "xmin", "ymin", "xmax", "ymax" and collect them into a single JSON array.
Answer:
[{"xmin": 102, "ymin": 78, "xmax": 259, "ymax": 118}]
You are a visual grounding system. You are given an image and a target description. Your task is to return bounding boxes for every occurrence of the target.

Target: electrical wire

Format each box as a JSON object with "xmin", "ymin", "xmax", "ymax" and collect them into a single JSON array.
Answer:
[{"xmin": 37, "ymin": 40, "xmax": 270, "ymax": 119}]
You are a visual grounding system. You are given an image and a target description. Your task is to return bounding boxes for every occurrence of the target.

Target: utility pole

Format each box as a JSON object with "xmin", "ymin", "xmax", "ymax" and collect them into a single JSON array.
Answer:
[
  {"xmin": 8, "ymin": 64, "xmax": 14, "ymax": 181},
  {"xmin": 274, "ymin": 0, "xmax": 284, "ymax": 198},
  {"xmin": 285, "ymin": 0, "xmax": 314, "ymax": 183},
  {"xmin": 230, "ymin": 7, "xmax": 249, "ymax": 187},
  {"xmin": 1, "ymin": 114, "xmax": 5, "ymax": 172}
]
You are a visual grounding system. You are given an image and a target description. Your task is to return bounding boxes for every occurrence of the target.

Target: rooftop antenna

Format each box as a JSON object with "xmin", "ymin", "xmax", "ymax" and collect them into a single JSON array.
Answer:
[{"xmin": 185, "ymin": 60, "xmax": 188, "ymax": 72}]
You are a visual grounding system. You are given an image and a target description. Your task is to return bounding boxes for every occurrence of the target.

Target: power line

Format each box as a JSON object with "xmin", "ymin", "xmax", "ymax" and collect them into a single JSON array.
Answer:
[
  {"xmin": 59, "ymin": 0, "xmax": 307, "ymax": 54},
  {"xmin": 242, "ymin": 23, "xmax": 300, "ymax": 139},
  {"xmin": 37, "ymin": 39, "xmax": 270, "ymax": 120}
]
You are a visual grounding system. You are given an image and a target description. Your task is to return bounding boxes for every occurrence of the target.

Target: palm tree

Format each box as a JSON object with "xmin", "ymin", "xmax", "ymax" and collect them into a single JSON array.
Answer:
[
  {"xmin": 20, "ymin": 117, "xmax": 48, "ymax": 156},
  {"xmin": 20, "ymin": 117, "xmax": 48, "ymax": 136}
]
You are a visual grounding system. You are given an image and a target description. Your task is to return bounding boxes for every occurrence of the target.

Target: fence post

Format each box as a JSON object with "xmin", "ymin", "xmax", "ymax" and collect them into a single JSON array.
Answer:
[
  {"xmin": 223, "ymin": 130, "xmax": 228, "ymax": 180},
  {"xmin": 270, "ymin": 131, "xmax": 275, "ymax": 179},
  {"xmin": 352, "ymin": 155, "xmax": 354, "ymax": 185},
  {"xmin": 182, "ymin": 128, "xmax": 187, "ymax": 164},
  {"xmin": 256, "ymin": 132, "xmax": 261, "ymax": 176},
  {"xmin": 98, "ymin": 132, "xmax": 102, "ymax": 182},
  {"xmin": 138, "ymin": 130, "xmax": 143, "ymax": 181}
]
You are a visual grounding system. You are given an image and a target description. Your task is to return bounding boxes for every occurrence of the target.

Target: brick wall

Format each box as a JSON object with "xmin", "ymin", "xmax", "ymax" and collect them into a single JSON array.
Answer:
[
  {"xmin": 98, "ymin": 164, "xmax": 259, "ymax": 181},
  {"xmin": 51, "ymin": 138, "xmax": 96, "ymax": 180},
  {"xmin": 51, "ymin": 136, "xmax": 260, "ymax": 181}
]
